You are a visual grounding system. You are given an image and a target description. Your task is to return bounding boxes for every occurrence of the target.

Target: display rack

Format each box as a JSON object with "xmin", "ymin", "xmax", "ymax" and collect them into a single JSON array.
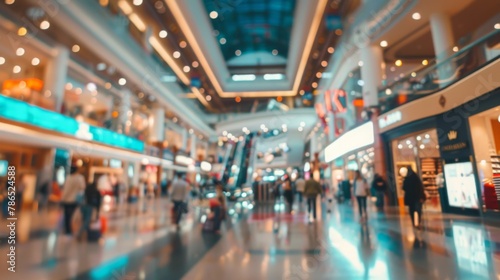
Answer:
[
  {"xmin": 490, "ymin": 155, "xmax": 500, "ymax": 202},
  {"xmin": 420, "ymin": 158, "xmax": 442, "ymax": 207}
]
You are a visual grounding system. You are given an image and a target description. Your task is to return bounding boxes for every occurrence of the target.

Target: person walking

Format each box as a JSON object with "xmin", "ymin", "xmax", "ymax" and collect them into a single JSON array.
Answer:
[
  {"xmin": 61, "ymin": 166, "xmax": 86, "ymax": 235},
  {"xmin": 295, "ymin": 175, "xmax": 306, "ymax": 204},
  {"xmin": 353, "ymin": 171, "xmax": 370, "ymax": 222},
  {"xmin": 372, "ymin": 174, "xmax": 388, "ymax": 211},
  {"xmin": 77, "ymin": 181, "xmax": 101, "ymax": 241},
  {"xmin": 169, "ymin": 173, "xmax": 190, "ymax": 229},
  {"xmin": 304, "ymin": 177, "xmax": 322, "ymax": 222},
  {"xmin": 403, "ymin": 167, "xmax": 426, "ymax": 229},
  {"xmin": 283, "ymin": 175, "xmax": 294, "ymax": 213}
]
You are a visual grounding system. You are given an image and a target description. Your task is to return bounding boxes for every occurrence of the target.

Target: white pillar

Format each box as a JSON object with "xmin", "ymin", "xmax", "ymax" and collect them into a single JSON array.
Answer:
[
  {"xmin": 149, "ymin": 106, "xmax": 165, "ymax": 142},
  {"xmin": 430, "ymin": 13, "xmax": 455, "ymax": 84},
  {"xmin": 360, "ymin": 44, "xmax": 384, "ymax": 107},
  {"xmin": 181, "ymin": 128, "xmax": 188, "ymax": 151},
  {"xmin": 190, "ymin": 134, "xmax": 197, "ymax": 159},
  {"xmin": 44, "ymin": 45, "xmax": 69, "ymax": 112}
]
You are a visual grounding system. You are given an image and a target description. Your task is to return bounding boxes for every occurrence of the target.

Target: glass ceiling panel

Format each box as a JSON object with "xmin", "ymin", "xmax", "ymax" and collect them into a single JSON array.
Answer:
[{"xmin": 203, "ymin": 0, "xmax": 297, "ymax": 62}]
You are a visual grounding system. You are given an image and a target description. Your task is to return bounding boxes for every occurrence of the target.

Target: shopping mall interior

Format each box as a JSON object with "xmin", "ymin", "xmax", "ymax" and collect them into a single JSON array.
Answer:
[{"xmin": 0, "ymin": 0, "xmax": 499, "ymax": 279}]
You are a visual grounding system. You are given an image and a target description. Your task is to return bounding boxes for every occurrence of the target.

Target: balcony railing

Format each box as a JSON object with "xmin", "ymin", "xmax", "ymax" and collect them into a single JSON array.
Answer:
[{"xmin": 378, "ymin": 30, "xmax": 500, "ymax": 113}]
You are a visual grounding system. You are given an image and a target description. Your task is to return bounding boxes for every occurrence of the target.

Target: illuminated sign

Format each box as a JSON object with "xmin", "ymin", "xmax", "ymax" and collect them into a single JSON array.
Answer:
[
  {"xmin": 175, "ymin": 155, "xmax": 194, "ymax": 166},
  {"xmin": 332, "ymin": 89, "xmax": 347, "ymax": 113},
  {"xmin": 325, "ymin": 122, "xmax": 374, "ymax": 163},
  {"xmin": 3, "ymin": 78, "xmax": 44, "ymax": 92},
  {"xmin": 378, "ymin": 111, "xmax": 402, "ymax": 129},
  {"xmin": 0, "ymin": 94, "xmax": 144, "ymax": 152},
  {"xmin": 444, "ymin": 161, "xmax": 479, "ymax": 209},
  {"xmin": 200, "ymin": 161, "xmax": 212, "ymax": 172}
]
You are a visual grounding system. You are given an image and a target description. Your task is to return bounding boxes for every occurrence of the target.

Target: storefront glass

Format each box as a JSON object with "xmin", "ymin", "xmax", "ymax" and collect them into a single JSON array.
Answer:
[
  {"xmin": 469, "ymin": 107, "xmax": 500, "ymax": 212},
  {"xmin": 391, "ymin": 129, "xmax": 442, "ymax": 211}
]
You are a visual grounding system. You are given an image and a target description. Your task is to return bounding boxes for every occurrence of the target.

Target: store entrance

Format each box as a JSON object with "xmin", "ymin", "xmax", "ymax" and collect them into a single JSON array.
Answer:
[{"xmin": 391, "ymin": 129, "xmax": 443, "ymax": 212}]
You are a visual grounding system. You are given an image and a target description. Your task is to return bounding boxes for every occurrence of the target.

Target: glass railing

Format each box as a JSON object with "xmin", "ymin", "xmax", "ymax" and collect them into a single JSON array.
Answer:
[{"xmin": 378, "ymin": 30, "xmax": 500, "ymax": 113}]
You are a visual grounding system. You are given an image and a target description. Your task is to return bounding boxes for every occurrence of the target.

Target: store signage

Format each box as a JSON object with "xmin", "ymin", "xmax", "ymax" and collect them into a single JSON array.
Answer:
[
  {"xmin": 200, "ymin": 161, "xmax": 212, "ymax": 172},
  {"xmin": 442, "ymin": 142, "xmax": 467, "ymax": 152},
  {"xmin": 75, "ymin": 122, "xmax": 93, "ymax": 140},
  {"xmin": 0, "ymin": 94, "xmax": 144, "ymax": 152},
  {"xmin": 448, "ymin": 130, "xmax": 458, "ymax": 141},
  {"xmin": 332, "ymin": 89, "xmax": 347, "ymax": 113},
  {"xmin": 145, "ymin": 145, "xmax": 160, "ymax": 157},
  {"xmin": 325, "ymin": 121, "xmax": 374, "ymax": 163},
  {"xmin": 109, "ymin": 159, "xmax": 122, "ymax": 168},
  {"xmin": 175, "ymin": 155, "xmax": 194, "ymax": 166},
  {"xmin": 378, "ymin": 111, "xmax": 402, "ymax": 129}
]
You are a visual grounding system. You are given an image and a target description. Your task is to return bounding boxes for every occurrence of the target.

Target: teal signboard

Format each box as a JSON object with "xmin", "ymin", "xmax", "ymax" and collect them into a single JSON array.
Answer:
[{"xmin": 0, "ymin": 95, "xmax": 144, "ymax": 152}]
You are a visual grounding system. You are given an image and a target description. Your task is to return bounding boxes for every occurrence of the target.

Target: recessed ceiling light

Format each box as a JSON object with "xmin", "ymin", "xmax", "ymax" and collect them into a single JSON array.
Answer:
[
  {"xmin": 235, "ymin": 49, "xmax": 242, "ymax": 56},
  {"xmin": 0, "ymin": 57, "xmax": 5, "ymax": 65},
  {"xmin": 327, "ymin": 47, "xmax": 334, "ymax": 54},
  {"xmin": 495, "ymin": 23, "xmax": 500, "ymax": 30},
  {"xmin": 235, "ymin": 96, "xmax": 241, "ymax": 103},
  {"xmin": 31, "ymin": 57, "xmax": 40, "ymax": 66},
  {"xmin": 321, "ymin": 60, "xmax": 328, "ymax": 67},
  {"xmin": 15, "ymin": 48, "xmax": 24, "ymax": 56},
  {"xmin": 13, "ymin": 65, "xmax": 21, "ymax": 73},
  {"xmin": 183, "ymin": 66, "xmax": 190, "ymax": 73},
  {"xmin": 179, "ymin": 41, "xmax": 187, "ymax": 48},
  {"xmin": 380, "ymin": 40, "xmax": 388, "ymax": 47},
  {"xmin": 72, "ymin": 44, "xmax": 80, "ymax": 52},
  {"xmin": 5, "ymin": 0, "xmax": 15, "ymax": 4},
  {"xmin": 312, "ymin": 82, "xmax": 318, "ymax": 88},
  {"xmin": 192, "ymin": 61, "xmax": 199, "ymax": 68},
  {"xmin": 272, "ymin": 49, "xmax": 278, "ymax": 55},
  {"xmin": 390, "ymin": 66, "xmax": 396, "ymax": 72},
  {"xmin": 316, "ymin": 72, "xmax": 322, "ymax": 78},
  {"xmin": 385, "ymin": 88, "xmax": 392, "ymax": 95},
  {"xmin": 412, "ymin": 12, "xmax": 421, "ymax": 20},
  {"xmin": 133, "ymin": 0, "xmax": 142, "ymax": 6},
  {"xmin": 209, "ymin": 11, "xmax": 218, "ymax": 19},
  {"xmin": 105, "ymin": 82, "xmax": 112, "ymax": 89},
  {"xmin": 206, "ymin": 95, "xmax": 212, "ymax": 101},
  {"xmin": 358, "ymin": 61, "xmax": 363, "ymax": 67},
  {"xmin": 357, "ymin": 80, "xmax": 365, "ymax": 86},
  {"xmin": 159, "ymin": 30, "xmax": 168, "ymax": 38},
  {"xmin": 118, "ymin": 78, "xmax": 126, "ymax": 85},
  {"xmin": 395, "ymin": 59, "xmax": 402, "ymax": 66},
  {"xmin": 18, "ymin": 27, "xmax": 27, "ymax": 36},
  {"xmin": 40, "ymin": 20, "xmax": 50, "ymax": 30},
  {"xmin": 173, "ymin": 51, "xmax": 181, "ymax": 58},
  {"xmin": 411, "ymin": 72, "xmax": 416, "ymax": 77},
  {"xmin": 298, "ymin": 126, "xmax": 304, "ymax": 132},
  {"xmin": 422, "ymin": 59, "xmax": 428, "ymax": 66},
  {"xmin": 219, "ymin": 38, "xmax": 226, "ymax": 45},
  {"xmin": 299, "ymin": 90, "xmax": 305, "ymax": 95},
  {"xmin": 452, "ymin": 46, "xmax": 459, "ymax": 52},
  {"xmin": 97, "ymin": 63, "xmax": 107, "ymax": 71}
]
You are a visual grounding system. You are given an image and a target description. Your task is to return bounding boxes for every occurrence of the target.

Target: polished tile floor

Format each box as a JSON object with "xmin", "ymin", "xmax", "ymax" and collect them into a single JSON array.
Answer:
[{"xmin": 1, "ymin": 197, "xmax": 500, "ymax": 280}]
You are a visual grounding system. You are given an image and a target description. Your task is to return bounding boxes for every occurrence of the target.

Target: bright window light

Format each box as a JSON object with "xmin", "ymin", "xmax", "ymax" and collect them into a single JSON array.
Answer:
[
  {"xmin": 232, "ymin": 74, "xmax": 256, "ymax": 81},
  {"xmin": 263, "ymin": 73, "xmax": 284, "ymax": 80}
]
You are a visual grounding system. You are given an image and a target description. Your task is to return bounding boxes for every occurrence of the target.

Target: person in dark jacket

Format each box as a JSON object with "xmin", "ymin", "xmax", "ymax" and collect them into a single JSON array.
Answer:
[
  {"xmin": 372, "ymin": 174, "xmax": 388, "ymax": 211},
  {"xmin": 402, "ymin": 167, "xmax": 426, "ymax": 228},
  {"xmin": 304, "ymin": 178, "xmax": 323, "ymax": 222},
  {"xmin": 77, "ymin": 182, "xmax": 101, "ymax": 240}
]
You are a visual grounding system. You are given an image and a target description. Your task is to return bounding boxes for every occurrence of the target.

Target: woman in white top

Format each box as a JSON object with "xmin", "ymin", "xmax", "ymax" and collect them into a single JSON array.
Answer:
[
  {"xmin": 61, "ymin": 166, "xmax": 86, "ymax": 235},
  {"xmin": 353, "ymin": 170, "xmax": 370, "ymax": 221}
]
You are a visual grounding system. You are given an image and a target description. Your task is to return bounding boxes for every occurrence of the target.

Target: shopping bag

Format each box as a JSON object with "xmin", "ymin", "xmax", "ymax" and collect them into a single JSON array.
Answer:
[{"xmin": 100, "ymin": 216, "xmax": 107, "ymax": 234}]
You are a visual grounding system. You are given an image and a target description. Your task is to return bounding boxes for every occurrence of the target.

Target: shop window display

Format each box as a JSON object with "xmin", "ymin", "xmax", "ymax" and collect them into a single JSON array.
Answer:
[
  {"xmin": 469, "ymin": 107, "xmax": 500, "ymax": 212},
  {"xmin": 392, "ymin": 129, "xmax": 442, "ymax": 211}
]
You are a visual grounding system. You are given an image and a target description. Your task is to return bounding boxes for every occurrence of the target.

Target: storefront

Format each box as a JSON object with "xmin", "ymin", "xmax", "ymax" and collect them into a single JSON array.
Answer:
[
  {"xmin": 381, "ymin": 118, "xmax": 444, "ymax": 212},
  {"xmin": 325, "ymin": 121, "xmax": 375, "ymax": 190}
]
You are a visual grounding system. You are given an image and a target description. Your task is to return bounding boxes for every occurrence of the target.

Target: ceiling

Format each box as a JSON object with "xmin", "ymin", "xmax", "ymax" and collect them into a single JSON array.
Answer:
[{"xmin": 202, "ymin": 0, "xmax": 296, "ymax": 65}]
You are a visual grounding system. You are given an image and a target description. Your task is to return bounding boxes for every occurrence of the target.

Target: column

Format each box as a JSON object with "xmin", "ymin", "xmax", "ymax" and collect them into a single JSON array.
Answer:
[
  {"xmin": 327, "ymin": 111, "xmax": 335, "ymax": 142},
  {"xmin": 149, "ymin": 106, "xmax": 165, "ymax": 142},
  {"xmin": 190, "ymin": 133, "xmax": 197, "ymax": 159},
  {"xmin": 44, "ymin": 45, "xmax": 69, "ymax": 113},
  {"xmin": 117, "ymin": 90, "xmax": 131, "ymax": 135},
  {"xmin": 181, "ymin": 128, "xmax": 188, "ymax": 151},
  {"xmin": 430, "ymin": 13, "xmax": 455, "ymax": 85},
  {"xmin": 360, "ymin": 44, "xmax": 384, "ymax": 108}
]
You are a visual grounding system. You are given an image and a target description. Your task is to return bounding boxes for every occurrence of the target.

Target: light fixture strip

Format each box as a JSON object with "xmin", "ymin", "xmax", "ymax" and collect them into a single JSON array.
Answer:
[
  {"xmin": 118, "ymin": 0, "xmax": 146, "ymax": 32},
  {"xmin": 148, "ymin": 36, "xmax": 190, "ymax": 85}
]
